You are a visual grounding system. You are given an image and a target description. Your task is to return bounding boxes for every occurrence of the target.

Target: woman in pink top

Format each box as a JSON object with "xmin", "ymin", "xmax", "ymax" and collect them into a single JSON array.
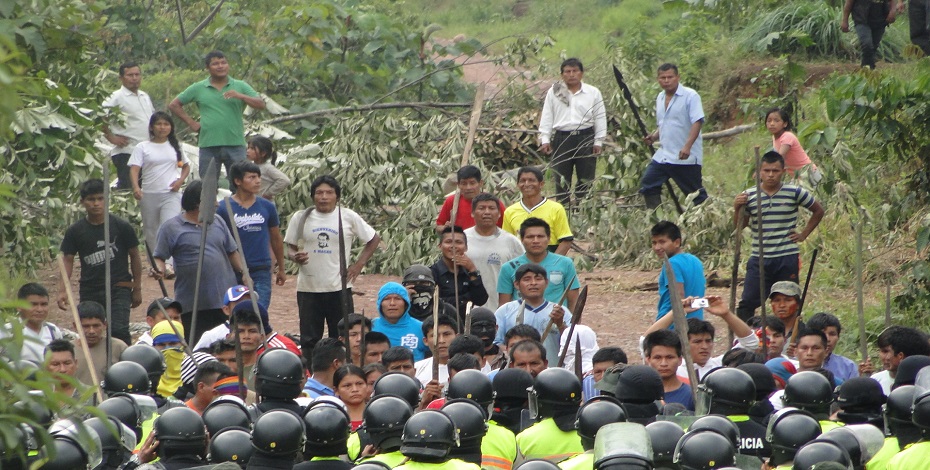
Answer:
[{"xmin": 766, "ymin": 108, "xmax": 822, "ymax": 190}]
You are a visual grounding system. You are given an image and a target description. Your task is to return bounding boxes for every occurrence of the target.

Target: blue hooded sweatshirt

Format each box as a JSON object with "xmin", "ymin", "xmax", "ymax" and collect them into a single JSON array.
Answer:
[{"xmin": 371, "ymin": 282, "xmax": 429, "ymax": 361}]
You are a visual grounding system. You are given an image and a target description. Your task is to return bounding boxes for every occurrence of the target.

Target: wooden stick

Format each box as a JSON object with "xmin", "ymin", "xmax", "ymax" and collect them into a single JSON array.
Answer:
[
  {"xmin": 540, "ymin": 274, "xmax": 577, "ymax": 343},
  {"xmin": 58, "ymin": 255, "xmax": 104, "ymax": 403},
  {"xmin": 337, "ymin": 205, "xmax": 352, "ymax": 364},
  {"xmin": 792, "ymin": 248, "xmax": 819, "ymax": 346},
  {"xmin": 728, "ymin": 210, "xmax": 746, "ymax": 345},
  {"xmin": 661, "ymin": 253, "xmax": 698, "ymax": 403},
  {"xmin": 753, "ymin": 146, "xmax": 769, "ymax": 354},
  {"xmin": 885, "ymin": 281, "xmax": 892, "ymax": 328},
  {"xmin": 856, "ymin": 208, "xmax": 868, "ymax": 361},
  {"xmin": 431, "ymin": 285, "xmax": 441, "ymax": 381},
  {"xmin": 103, "ymin": 163, "xmax": 113, "ymax": 371}
]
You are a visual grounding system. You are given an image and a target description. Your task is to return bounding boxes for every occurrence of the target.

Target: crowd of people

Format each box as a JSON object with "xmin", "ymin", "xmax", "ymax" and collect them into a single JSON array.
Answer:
[{"xmin": 5, "ymin": 49, "xmax": 930, "ymax": 470}]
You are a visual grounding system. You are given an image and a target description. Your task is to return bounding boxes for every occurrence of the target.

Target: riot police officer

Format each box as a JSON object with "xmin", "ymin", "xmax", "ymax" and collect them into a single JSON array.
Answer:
[{"xmin": 517, "ymin": 368, "xmax": 584, "ymax": 462}]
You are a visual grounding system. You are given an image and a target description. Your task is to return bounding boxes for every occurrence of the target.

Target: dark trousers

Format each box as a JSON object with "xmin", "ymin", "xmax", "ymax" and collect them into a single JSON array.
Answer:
[
  {"xmin": 911, "ymin": 0, "xmax": 930, "ymax": 56},
  {"xmin": 111, "ymin": 153, "xmax": 133, "ymax": 190},
  {"xmin": 181, "ymin": 308, "xmax": 226, "ymax": 347},
  {"xmin": 736, "ymin": 253, "xmax": 800, "ymax": 321},
  {"xmin": 551, "ymin": 130, "xmax": 596, "ymax": 206},
  {"xmin": 297, "ymin": 290, "xmax": 354, "ymax": 360},
  {"xmin": 81, "ymin": 286, "xmax": 132, "ymax": 345},
  {"xmin": 854, "ymin": 22, "xmax": 887, "ymax": 68},
  {"xmin": 638, "ymin": 160, "xmax": 708, "ymax": 204}
]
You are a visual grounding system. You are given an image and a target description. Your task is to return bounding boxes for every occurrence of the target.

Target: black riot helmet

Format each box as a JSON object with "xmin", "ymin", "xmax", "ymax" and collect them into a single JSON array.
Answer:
[
  {"xmin": 614, "ymin": 365, "xmax": 664, "ymax": 404},
  {"xmin": 791, "ymin": 439, "xmax": 853, "ymax": 470},
  {"xmin": 696, "ymin": 367, "xmax": 755, "ymax": 415},
  {"xmin": 782, "ymin": 371, "xmax": 834, "ymax": 416},
  {"xmin": 97, "ymin": 393, "xmax": 158, "ymax": 441},
  {"xmin": 493, "ymin": 367, "xmax": 535, "ymax": 402},
  {"xmin": 302, "ymin": 404, "xmax": 351, "ymax": 456},
  {"xmin": 818, "ymin": 425, "xmax": 885, "ymax": 470},
  {"xmin": 441, "ymin": 399, "xmax": 489, "ymax": 443},
  {"xmin": 45, "ymin": 419, "xmax": 103, "ymax": 470},
  {"xmin": 363, "ymin": 395, "xmax": 415, "ymax": 449},
  {"xmin": 673, "ymin": 430, "xmax": 736, "ymax": 470},
  {"xmin": 400, "ymin": 410, "xmax": 459, "ymax": 462},
  {"xmin": 83, "ymin": 416, "xmax": 137, "ymax": 469},
  {"xmin": 254, "ymin": 349, "xmax": 304, "ymax": 400},
  {"xmin": 529, "ymin": 367, "xmax": 582, "ymax": 419},
  {"xmin": 447, "ymin": 369, "xmax": 495, "ymax": 413},
  {"xmin": 101, "ymin": 361, "xmax": 151, "ymax": 395},
  {"xmin": 576, "ymin": 397, "xmax": 628, "ymax": 450},
  {"xmin": 12, "ymin": 398, "xmax": 53, "ymax": 429},
  {"xmin": 910, "ymin": 366, "xmax": 930, "ymax": 429},
  {"xmin": 120, "ymin": 344, "xmax": 166, "ymax": 386},
  {"xmin": 884, "ymin": 385, "xmax": 921, "ymax": 447},
  {"xmin": 765, "ymin": 408, "xmax": 822, "ymax": 466},
  {"xmin": 372, "ymin": 372, "xmax": 422, "ymax": 409},
  {"xmin": 202, "ymin": 395, "xmax": 252, "ymax": 438},
  {"xmin": 594, "ymin": 422, "xmax": 654, "ymax": 470},
  {"xmin": 688, "ymin": 415, "xmax": 740, "ymax": 450},
  {"xmin": 153, "ymin": 407, "xmax": 208, "ymax": 457},
  {"xmin": 251, "ymin": 409, "xmax": 306, "ymax": 456},
  {"xmin": 646, "ymin": 421, "xmax": 685, "ymax": 467},
  {"xmin": 209, "ymin": 427, "xmax": 253, "ymax": 467}
]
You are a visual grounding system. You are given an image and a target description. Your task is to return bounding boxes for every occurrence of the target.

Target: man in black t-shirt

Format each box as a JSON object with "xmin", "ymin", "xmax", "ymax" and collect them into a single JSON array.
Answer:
[
  {"xmin": 58, "ymin": 179, "xmax": 142, "ymax": 344},
  {"xmin": 841, "ymin": 0, "xmax": 900, "ymax": 69}
]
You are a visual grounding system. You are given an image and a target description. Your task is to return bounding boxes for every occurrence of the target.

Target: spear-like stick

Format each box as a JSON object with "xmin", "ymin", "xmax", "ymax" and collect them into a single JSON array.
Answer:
[
  {"xmin": 103, "ymin": 163, "xmax": 113, "ymax": 371},
  {"xmin": 728, "ymin": 210, "xmax": 746, "ymax": 345},
  {"xmin": 558, "ymin": 285, "xmax": 588, "ymax": 368},
  {"xmin": 58, "ymin": 255, "xmax": 104, "ymax": 403},
  {"xmin": 540, "ymin": 274, "xmax": 578, "ymax": 343},
  {"xmin": 856, "ymin": 208, "xmax": 868, "ymax": 362},
  {"xmin": 338, "ymin": 205, "xmax": 352, "ymax": 364},
  {"xmin": 431, "ymin": 285, "xmax": 441, "ymax": 381},
  {"xmin": 190, "ymin": 159, "xmax": 219, "ymax": 345},
  {"xmin": 754, "ymin": 146, "xmax": 769, "ymax": 354},
  {"xmin": 661, "ymin": 253, "xmax": 698, "ymax": 403}
]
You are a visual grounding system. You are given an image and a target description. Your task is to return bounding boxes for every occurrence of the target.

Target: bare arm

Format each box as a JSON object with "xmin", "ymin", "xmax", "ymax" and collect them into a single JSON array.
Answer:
[
  {"xmin": 129, "ymin": 247, "xmax": 143, "ymax": 308},
  {"xmin": 775, "ymin": 143, "xmax": 791, "ymax": 156},
  {"xmin": 348, "ymin": 234, "xmax": 381, "ymax": 282},
  {"xmin": 130, "ymin": 165, "xmax": 143, "ymax": 200},
  {"xmin": 57, "ymin": 254, "xmax": 75, "ymax": 310},
  {"xmin": 498, "ymin": 293, "xmax": 512, "ymax": 306},
  {"xmin": 841, "ymin": 0, "xmax": 854, "ymax": 31},
  {"xmin": 679, "ymin": 119, "xmax": 703, "ymax": 158},
  {"xmin": 566, "ymin": 288, "xmax": 579, "ymax": 313},
  {"xmin": 644, "ymin": 311, "xmax": 675, "ymax": 335},
  {"xmin": 791, "ymin": 201, "xmax": 826, "ymax": 243},
  {"xmin": 168, "ymin": 98, "xmax": 200, "ymax": 132},
  {"xmin": 733, "ymin": 193, "xmax": 749, "ymax": 228},
  {"xmin": 555, "ymin": 239, "xmax": 572, "ymax": 255},
  {"xmin": 227, "ymin": 250, "xmax": 245, "ymax": 274},
  {"xmin": 269, "ymin": 227, "xmax": 286, "ymax": 285}
]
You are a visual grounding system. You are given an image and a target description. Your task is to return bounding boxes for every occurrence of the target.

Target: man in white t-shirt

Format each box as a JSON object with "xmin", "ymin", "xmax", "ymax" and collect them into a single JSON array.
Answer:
[
  {"xmin": 464, "ymin": 193, "xmax": 524, "ymax": 311},
  {"xmin": 284, "ymin": 175, "xmax": 381, "ymax": 357},
  {"xmin": 867, "ymin": 325, "xmax": 930, "ymax": 395},
  {"xmin": 102, "ymin": 61, "xmax": 154, "ymax": 190},
  {"xmin": 4, "ymin": 283, "xmax": 63, "ymax": 364}
]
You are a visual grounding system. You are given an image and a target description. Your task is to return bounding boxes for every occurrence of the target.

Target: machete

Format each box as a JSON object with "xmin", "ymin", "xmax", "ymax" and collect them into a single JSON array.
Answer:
[
  {"xmin": 541, "ymin": 274, "xmax": 578, "ymax": 343},
  {"xmin": 464, "ymin": 301, "xmax": 474, "ymax": 335},
  {"xmin": 612, "ymin": 65, "xmax": 684, "ymax": 214},
  {"xmin": 792, "ymin": 248, "xmax": 819, "ymax": 346},
  {"xmin": 144, "ymin": 242, "xmax": 170, "ymax": 298},
  {"xmin": 190, "ymin": 159, "xmax": 219, "ymax": 345},
  {"xmin": 558, "ymin": 285, "xmax": 588, "ymax": 367}
]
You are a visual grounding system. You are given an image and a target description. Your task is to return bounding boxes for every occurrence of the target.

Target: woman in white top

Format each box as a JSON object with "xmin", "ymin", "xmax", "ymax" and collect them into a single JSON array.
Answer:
[
  {"xmin": 129, "ymin": 111, "xmax": 191, "ymax": 277},
  {"xmin": 246, "ymin": 135, "xmax": 291, "ymax": 200}
]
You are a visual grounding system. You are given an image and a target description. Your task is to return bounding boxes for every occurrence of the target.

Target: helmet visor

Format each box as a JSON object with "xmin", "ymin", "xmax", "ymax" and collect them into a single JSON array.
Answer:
[
  {"xmin": 527, "ymin": 386, "xmax": 540, "ymax": 420},
  {"xmin": 695, "ymin": 384, "xmax": 713, "ymax": 416},
  {"xmin": 593, "ymin": 422, "xmax": 653, "ymax": 469}
]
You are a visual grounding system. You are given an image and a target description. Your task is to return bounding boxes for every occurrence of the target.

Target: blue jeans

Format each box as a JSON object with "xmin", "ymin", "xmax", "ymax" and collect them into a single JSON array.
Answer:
[
  {"xmin": 81, "ymin": 286, "xmax": 132, "ymax": 345},
  {"xmin": 199, "ymin": 145, "xmax": 246, "ymax": 188},
  {"xmin": 854, "ymin": 22, "xmax": 886, "ymax": 68},
  {"xmin": 239, "ymin": 268, "xmax": 272, "ymax": 310},
  {"xmin": 639, "ymin": 160, "xmax": 708, "ymax": 204}
]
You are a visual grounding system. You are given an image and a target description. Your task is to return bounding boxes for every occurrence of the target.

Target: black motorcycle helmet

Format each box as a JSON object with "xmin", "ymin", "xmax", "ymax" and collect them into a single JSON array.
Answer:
[
  {"xmin": 529, "ymin": 367, "xmax": 582, "ymax": 419},
  {"xmin": 614, "ymin": 365, "xmax": 664, "ymax": 404},
  {"xmin": 697, "ymin": 367, "xmax": 755, "ymax": 415},
  {"xmin": 576, "ymin": 397, "xmax": 627, "ymax": 449},
  {"xmin": 209, "ymin": 426, "xmax": 254, "ymax": 467},
  {"xmin": 372, "ymin": 372, "xmax": 422, "ymax": 409},
  {"xmin": 782, "ymin": 371, "xmax": 834, "ymax": 415},
  {"xmin": 154, "ymin": 407, "xmax": 208, "ymax": 458},
  {"xmin": 44, "ymin": 420, "xmax": 103, "ymax": 470},
  {"xmin": 791, "ymin": 440, "xmax": 853, "ymax": 470},
  {"xmin": 202, "ymin": 395, "xmax": 252, "ymax": 438},
  {"xmin": 688, "ymin": 415, "xmax": 740, "ymax": 450},
  {"xmin": 253, "ymin": 348, "xmax": 304, "ymax": 400},
  {"xmin": 251, "ymin": 409, "xmax": 307, "ymax": 456},
  {"xmin": 493, "ymin": 368, "xmax": 535, "ymax": 402},
  {"xmin": 362, "ymin": 395, "xmax": 415, "ymax": 449},
  {"xmin": 101, "ymin": 361, "xmax": 151, "ymax": 395},
  {"xmin": 400, "ymin": 410, "xmax": 459, "ymax": 461},
  {"xmin": 97, "ymin": 393, "xmax": 158, "ymax": 441},
  {"xmin": 120, "ymin": 344, "xmax": 166, "ymax": 391},
  {"xmin": 646, "ymin": 420, "xmax": 685, "ymax": 467},
  {"xmin": 447, "ymin": 369, "xmax": 495, "ymax": 413},
  {"xmin": 83, "ymin": 416, "xmax": 137, "ymax": 469},
  {"xmin": 673, "ymin": 430, "xmax": 736, "ymax": 470},
  {"xmin": 302, "ymin": 403, "xmax": 351, "ymax": 456},
  {"xmin": 766, "ymin": 408, "xmax": 822, "ymax": 466},
  {"xmin": 441, "ymin": 399, "xmax": 489, "ymax": 443}
]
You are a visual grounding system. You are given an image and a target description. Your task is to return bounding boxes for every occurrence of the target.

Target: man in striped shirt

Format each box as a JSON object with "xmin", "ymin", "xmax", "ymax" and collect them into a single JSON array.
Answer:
[{"xmin": 733, "ymin": 151, "xmax": 825, "ymax": 321}]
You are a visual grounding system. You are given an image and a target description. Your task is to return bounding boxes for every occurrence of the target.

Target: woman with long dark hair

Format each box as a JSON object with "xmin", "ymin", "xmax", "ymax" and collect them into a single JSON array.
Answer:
[{"xmin": 129, "ymin": 111, "xmax": 191, "ymax": 277}]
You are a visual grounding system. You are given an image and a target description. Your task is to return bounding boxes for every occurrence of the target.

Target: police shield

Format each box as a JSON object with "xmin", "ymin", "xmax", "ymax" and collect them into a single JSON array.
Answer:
[
  {"xmin": 48, "ymin": 419, "xmax": 104, "ymax": 470},
  {"xmin": 820, "ymin": 424, "xmax": 885, "ymax": 467},
  {"xmin": 695, "ymin": 382, "xmax": 713, "ymax": 416},
  {"xmin": 593, "ymin": 422, "xmax": 653, "ymax": 470}
]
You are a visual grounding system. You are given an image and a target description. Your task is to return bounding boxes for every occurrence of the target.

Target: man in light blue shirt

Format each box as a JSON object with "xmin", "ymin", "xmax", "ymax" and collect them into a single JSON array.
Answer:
[
  {"xmin": 497, "ymin": 218, "xmax": 580, "ymax": 307},
  {"xmin": 494, "ymin": 263, "xmax": 572, "ymax": 365},
  {"xmin": 639, "ymin": 63, "xmax": 707, "ymax": 209}
]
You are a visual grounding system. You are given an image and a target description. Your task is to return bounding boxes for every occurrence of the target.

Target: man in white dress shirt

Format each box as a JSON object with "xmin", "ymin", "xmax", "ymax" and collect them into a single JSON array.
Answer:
[
  {"xmin": 102, "ymin": 62, "xmax": 154, "ymax": 190},
  {"xmin": 538, "ymin": 58, "xmax": 607, "ymax": 206}
]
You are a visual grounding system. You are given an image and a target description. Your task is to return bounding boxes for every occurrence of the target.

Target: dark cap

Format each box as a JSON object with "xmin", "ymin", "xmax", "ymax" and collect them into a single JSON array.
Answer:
[
  {"xmin": 403, "ymin": 264, "xmax": 434, "ymax": 284},
  {"xmin": 836, "ymin": 377, "xmax": 886, "ymax": 409},
  {"xmin": 614, "ymin": 365, "xmax": 663, "ymax": 403},
  {"xmin": 594, "ymin": 363, "xmax": 626, "ymax": 394},
  {"xmin": 146, "ymin": 297, "xmax": 183, "ymax": 317},
  {"xmin": 737, "ymin": 363, "xmax": 777, "ymax": 400}
]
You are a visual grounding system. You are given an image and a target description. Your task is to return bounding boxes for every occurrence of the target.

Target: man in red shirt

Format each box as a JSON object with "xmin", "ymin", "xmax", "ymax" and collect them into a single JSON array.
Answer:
[{"xmin": 436, "ymin": 165, "xmax": 504, "ymax": 231}]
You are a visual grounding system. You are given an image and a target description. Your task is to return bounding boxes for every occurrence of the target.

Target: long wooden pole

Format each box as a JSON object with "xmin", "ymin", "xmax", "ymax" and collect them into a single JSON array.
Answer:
[
  {"xmin": 103, "ymin": 164, "xmax": 113, "ymax": 371},
  {"xmin": 337, "ymin": 204, "xmax": 352, "ymax": 364},
  {"xmin": 754, "ymin": 146, "xmax": 768, "ymax": 355},
  {"xmin": 728, "ymin": 210, "xmax": 745, "ymax": 345},
  {"xmin": 58, "ymin": 255, "xmax": 104, "ymax": 403},
  {"xmin": 856, "ymin": 208, "xmax": 868, "ymax": 361},
  {"xmin": 662, "ymin": 253, "xmax": 698, "ymax": 403}
]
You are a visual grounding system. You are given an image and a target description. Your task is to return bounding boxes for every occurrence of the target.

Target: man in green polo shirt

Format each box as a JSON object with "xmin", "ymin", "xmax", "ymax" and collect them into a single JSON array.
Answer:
[{"xmin": 168, "ymin": 50, "xmax": 265, "ymax": 183}]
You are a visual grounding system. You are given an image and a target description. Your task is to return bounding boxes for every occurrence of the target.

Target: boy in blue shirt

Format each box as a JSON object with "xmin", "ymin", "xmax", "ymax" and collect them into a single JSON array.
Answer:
[
  {"xmin": 651, "ymin": 221, "xmax": 705, "ymax": 322},
  {"xmin": 371, "ymin": 282, "xmax": 429, "ymax": 361}
]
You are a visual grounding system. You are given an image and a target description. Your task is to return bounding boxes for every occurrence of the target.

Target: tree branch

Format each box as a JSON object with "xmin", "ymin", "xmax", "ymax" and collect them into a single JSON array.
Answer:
[
  {"xmin": 174, "ymin": 0, "xmax": 187, "ymax": 44},
  {"xmin": 185, "ymin": 0, "xmax": 228, "ymax": 44},
  {"xmin": 263, "ymin": 102, "xmax": 472, "ymax": 125}
]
